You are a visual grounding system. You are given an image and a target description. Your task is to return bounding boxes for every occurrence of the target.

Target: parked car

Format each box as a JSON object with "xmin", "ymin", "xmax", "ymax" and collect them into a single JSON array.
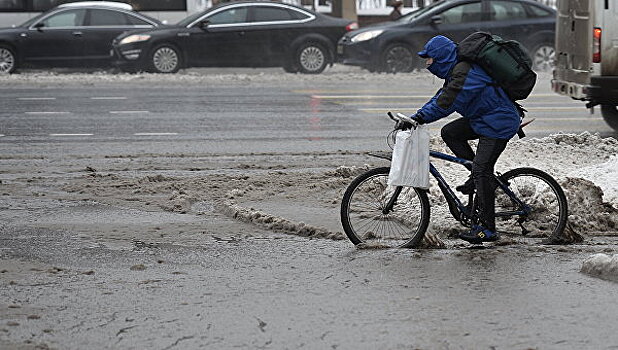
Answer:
[
  {"xmin": 338, "ymin": 0, "xmax": 556, "ymax": 73},
  {"xmin": 112, "ymin": 1, "xmax": 358, "ymax": 74},
  {"xmin": 0, "ymin": 1, "xmax": 162, "ymax": 74}
]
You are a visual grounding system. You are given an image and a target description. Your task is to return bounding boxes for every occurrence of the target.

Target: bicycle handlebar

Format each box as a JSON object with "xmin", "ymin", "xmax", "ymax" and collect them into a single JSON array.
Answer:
[{"xmin": 387, "ymin": 111, "xmax": 419, "ymax": 129}]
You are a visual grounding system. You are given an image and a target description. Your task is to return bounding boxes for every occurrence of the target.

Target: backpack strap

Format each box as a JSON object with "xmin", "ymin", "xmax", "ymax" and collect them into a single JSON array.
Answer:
[{"xmin": 514, "ymin": 101, "xmax": 527, "ymax": 139}]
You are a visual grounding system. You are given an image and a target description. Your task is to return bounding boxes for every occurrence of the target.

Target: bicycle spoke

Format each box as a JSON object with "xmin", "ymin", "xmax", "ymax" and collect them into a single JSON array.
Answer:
[
  {"xmin": 341, "ymin": 168, "xmax": 429, "ymax": 247},
  {"xmin": 494, "ymin": 168, "xmax": 567, "ymax": 238}
]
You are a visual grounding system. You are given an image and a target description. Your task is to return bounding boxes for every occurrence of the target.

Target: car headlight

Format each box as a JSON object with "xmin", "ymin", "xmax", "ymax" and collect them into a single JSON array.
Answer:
[
  {"xmin": 118, "ymin": 34, "xmax": 151, "ymax": 45},
  {"xmin": 350, "ymin": 30, "xmax": 384, "ymax": 43}
]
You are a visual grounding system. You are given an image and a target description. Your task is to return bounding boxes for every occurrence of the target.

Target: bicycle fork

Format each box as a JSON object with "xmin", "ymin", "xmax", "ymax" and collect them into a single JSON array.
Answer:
[{"xmin": 382, "ymin": 186, "xmax": 403, "ymax": 214}]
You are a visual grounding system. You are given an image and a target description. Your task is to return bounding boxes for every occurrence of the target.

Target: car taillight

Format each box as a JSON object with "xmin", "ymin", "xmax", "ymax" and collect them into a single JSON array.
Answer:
[
  {"xmin": 593, "ymin": 27, "xmax": 602, "ymax": 63},
  {"xmin": 346, "ymin": 22, "xmax": 358, "ymax": 31}
]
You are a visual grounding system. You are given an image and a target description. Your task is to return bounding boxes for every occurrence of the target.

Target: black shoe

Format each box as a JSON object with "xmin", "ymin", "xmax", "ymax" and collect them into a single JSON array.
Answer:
[
  {"xmin": 456, "ymin": 178, "xmax": 475, "ymax": 195},
  {"xmin": 459, "ymin": 225, "xmax": 499, "ymax": 244}
]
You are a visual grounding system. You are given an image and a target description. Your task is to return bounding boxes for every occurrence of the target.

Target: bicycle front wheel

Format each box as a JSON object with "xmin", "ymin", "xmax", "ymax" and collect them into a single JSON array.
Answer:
[
  {"xmin": 495, "ymin": 167, "xmax": 568, "ymax": 238},
  {"xmin": 340, "ymin": 167, "xmax": 430, "ymax": 248}
]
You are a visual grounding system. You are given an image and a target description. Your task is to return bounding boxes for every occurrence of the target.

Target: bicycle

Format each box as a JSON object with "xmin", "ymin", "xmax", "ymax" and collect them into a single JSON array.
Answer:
[{"xmin": 340, "ymin": 112, "xmax": 568, "ymax": 248}]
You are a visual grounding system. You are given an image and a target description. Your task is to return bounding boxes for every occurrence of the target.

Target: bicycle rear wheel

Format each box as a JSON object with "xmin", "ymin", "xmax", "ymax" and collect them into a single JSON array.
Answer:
[
  {"xmin": 340, "ymin": 167, "xmax": 430, "ymax": 248},
  {"xmin": 495, "ymin": 167, "xmax": 568, "ymax": 238}
]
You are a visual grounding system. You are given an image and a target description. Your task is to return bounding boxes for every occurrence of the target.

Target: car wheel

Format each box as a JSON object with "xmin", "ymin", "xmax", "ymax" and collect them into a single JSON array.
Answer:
[
  {"xmin": 296, "ymin": 42, "xmax": 328, "ymax": 74},
  {"xmin": 150, "ymin": 44, "xmax": 181, "ymax": 73},
  {"xmin": 0, "ymin": 45, "xmax": 17, "ymax": 74},
  {"xmin": 531, "ymin": 43, "xmax": 555, "ymax": 72},
  {"xmin": 601, "ymin": 105, "xmax": 618, "ymax": 131},
  {"xmin": 382, "ymin": 43, "xmax": 415, "ymax": 73}
]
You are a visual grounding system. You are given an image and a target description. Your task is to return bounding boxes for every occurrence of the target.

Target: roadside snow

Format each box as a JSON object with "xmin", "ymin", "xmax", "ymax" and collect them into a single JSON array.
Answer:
[
  {"xmin": 568, "ymin": 155, "xmax": 618, "ymax": 209},
  {"xmin": 581, "ymin": 254, "xmax": 618, "ymax": 282},
  {"xmin": 51, "ymin": 131, "xmax": 618, "ymax": 245},
  {"xmin": 0, "ymin": 67, "xmax": 437, "ymax": 85}
]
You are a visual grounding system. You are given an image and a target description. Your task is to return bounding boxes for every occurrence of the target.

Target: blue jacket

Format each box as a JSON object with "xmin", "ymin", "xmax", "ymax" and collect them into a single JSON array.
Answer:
[{"xmin": 416, "ymin": 35, "xmax": 521, "ymax": 139}]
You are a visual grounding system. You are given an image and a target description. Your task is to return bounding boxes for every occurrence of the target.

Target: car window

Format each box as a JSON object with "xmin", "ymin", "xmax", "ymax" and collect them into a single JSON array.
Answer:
[
  {"xmin": 126, "ymin": 13, "xmax": 152, "ymax": 26},
  {"xmin": 88, "ymin": 9, "xmax": 130, "ymax": 26},
  {"xmin": 398, "ymin": 0, "xmax": 445, "ymax": 23},
  {"xmin": 490, "ymin": 1, "xmax": 527, "ymax": 21},
  {"xmin": 207, "ymin": 7, "xmax": 248, "ymax": 25},
  {"xmin": 288, "ymin": 8, "xmax": 310, "ymax": 20},
  {"xmin": 527, "ymin": 4, "xmax": 552, "ymax": 17},
  {"xmin": 40, "ymin": 9, "xmax": 86, "ymax": 27},
  {"xmin": 252, "ymin": 6, "xmax": 295, "ymax": 22},
  {"xmin": 440, "ymin": 3, "xmax": 482, "ymax": 24}
]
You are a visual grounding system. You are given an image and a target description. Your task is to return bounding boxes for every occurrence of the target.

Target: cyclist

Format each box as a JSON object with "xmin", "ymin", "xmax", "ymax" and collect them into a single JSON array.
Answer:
[{"xmin": 408, "ymin": 35, "xmax": 521, "ymax": 244}]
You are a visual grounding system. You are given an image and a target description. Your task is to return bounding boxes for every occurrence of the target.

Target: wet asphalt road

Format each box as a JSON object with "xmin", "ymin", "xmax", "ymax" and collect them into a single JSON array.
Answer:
[
  {"xmin": 3, "ymin": 223, "xmax": 618, "ymax": 349},
  {"xmin": 1, "ymin": 68, "xmax": 618, "ymax": 349},
  {"xmin": 1, "ymin": 68, "xmax": 616, "ymax": 160}
]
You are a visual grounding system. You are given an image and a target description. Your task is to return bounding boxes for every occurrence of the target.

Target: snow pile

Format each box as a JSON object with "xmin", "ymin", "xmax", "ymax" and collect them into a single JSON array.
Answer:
[
  {"xmin": 560, "ymin": 177, "xmax": 618, "ymax": 235},
  {"xmin": 0, "ymin": 67, "xmax": 436, "ymax": 85},
  {"xmin": 59, "ymin": 132, "xmax": 618, "ymax": 247},
  {"xmin": 506, "ymin": 133, "xmax": 618, "ymax": 236},
  {"xmin": 512, "ymin": 132, "xmax": 618, "ymax": 174},
  {"xmin": 581, "ymin": 254, "xmax": 618, "ymax": 282},
  {"xmin": 568, "ymin": 155, "xmax": 618, "ymax": 209},
  {"xmin": 222, "ymin": 187, "xmax": 345, "ymax": 241}
]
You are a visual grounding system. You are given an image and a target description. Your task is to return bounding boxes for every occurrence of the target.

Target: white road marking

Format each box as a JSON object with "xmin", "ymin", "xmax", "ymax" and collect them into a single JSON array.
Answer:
[
  {"xmin": 109, "ymin": 110, "xmax": 149, "ymax": 114},
  {"xmin": 91, "ymin": 97, "xmax": 127, "ymax": 100},
  {"xmin": 18, "ymin": 97, "xmax": 56, "ymax": 101},
  {"xmin": 25, "ymin": 111, "xmax": 71, "ymax": 115},
  {"xmin": 49, "ymin": 133, "xmax": 94, "ymax": 136},
  {"xmin": 133, "ymin": 133, "xmax": 178, "ymax": 136},
  {"xmin": 0, "ymin": 134, "xmax": 5, "ymax": 137}
]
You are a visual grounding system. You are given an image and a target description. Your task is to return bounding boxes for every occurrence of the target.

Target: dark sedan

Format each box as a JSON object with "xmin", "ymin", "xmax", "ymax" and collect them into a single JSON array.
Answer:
[
  {"xmin": 0, "ymin": 2, "xmax": 162, "ymax": 74},
  {"xmin": 338, "ymin": 0, "xmax": 556, "ymax": 73},
  {"xmin": 112, "ymin": 1, "xmax": 358, "ymax": 74}
]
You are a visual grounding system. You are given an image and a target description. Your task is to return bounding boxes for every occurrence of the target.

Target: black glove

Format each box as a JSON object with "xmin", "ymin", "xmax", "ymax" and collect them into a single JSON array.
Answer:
[{"xmin": 396, "ymin": 121, "xmax": 413, "ymax": 130}]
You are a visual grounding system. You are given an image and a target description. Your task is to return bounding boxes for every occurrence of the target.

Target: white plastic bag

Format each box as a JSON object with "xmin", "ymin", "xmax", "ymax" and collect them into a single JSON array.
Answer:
[{"xmin": 387, "ymin": 125, "xmax": 430, "ymax": 189}]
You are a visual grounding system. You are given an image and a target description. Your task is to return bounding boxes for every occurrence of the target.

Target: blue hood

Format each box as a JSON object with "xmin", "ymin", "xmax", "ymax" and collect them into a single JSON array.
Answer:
[{"xmin": 418, "ymin": 35, "xmax": 458, "ymax": 79}]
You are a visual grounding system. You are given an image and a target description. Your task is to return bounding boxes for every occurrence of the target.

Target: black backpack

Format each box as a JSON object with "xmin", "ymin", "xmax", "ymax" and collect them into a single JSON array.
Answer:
[{"xmin": 457, "ymin": 32, "xmax": 537, "ymax": 101}]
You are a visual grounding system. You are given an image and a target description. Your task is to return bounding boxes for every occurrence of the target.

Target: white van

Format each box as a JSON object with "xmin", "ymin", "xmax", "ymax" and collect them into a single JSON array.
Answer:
[{"xmin": 551, "ymin": 0, "xmax": 618, "ymax": 131}]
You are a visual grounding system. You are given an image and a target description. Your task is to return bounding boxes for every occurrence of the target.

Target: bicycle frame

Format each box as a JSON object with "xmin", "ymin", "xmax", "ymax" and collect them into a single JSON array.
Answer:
[
  {"xmin": 378, "ymin": 149, "xmax": 531, "ymax": 225},
  {"xmin": 429, "ymin": 150, "xmax": 531, "ymax": 222},
  {"xmin": 428, "ymin": 150, "xmax": 473, "ymax": 221}
]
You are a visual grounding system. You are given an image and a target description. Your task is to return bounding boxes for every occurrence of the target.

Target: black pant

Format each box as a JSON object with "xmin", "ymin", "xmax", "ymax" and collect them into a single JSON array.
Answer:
[{"xmin": 441, "ymin": 118, "xmax": 508, "ymax": 231}]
